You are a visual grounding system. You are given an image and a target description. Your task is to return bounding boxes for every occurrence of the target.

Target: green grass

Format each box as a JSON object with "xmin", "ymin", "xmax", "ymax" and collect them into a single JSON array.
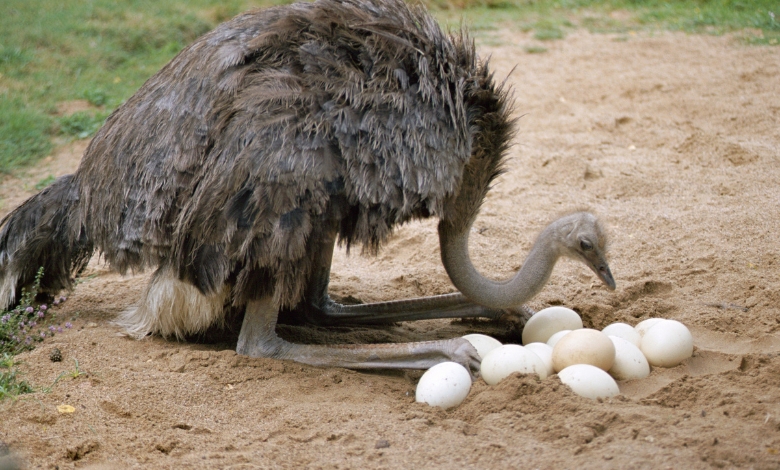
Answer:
[
  {"xmin": 0, "ymin": 98, "xmax": 53, "ymax": 171},
  {"xmin": 0, "ymin": 0, "xmax": 777, "ymax": 174},
  {"xmin": 58, "ymin": 111, "xmax": 113, "ymax": 140},
  {"xmin": 433, "ymin": 1, "xmax": 780, "ymax": 44},
  {"xmin": 0, "ymin": 354, "xmax": 33, "ymax": 400},
  {"xmin": 0, "ymin": 0, "xmax": 282, "ymax": 174}
]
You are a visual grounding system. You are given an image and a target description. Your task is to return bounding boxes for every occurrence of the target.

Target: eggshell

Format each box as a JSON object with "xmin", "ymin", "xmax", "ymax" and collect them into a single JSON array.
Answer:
[
  {"xmin": 524, "ymin": 342, "xmax": 554, "ymax": 377},
  {"xmin": 558, "ymin": 364, "xmax": 620, "ymax": 399},
  {"xmin": 602, "ymin": 322, "xmax": 641, "ymax": 347},
  {"xmin": 608, "ymin": 336, "xmax": 650, "ymax": 380},
  {"xmin": 640, "ymin": 320, "xmax": 694, "ymax": 367},
  {"xmin": 415, "ymin": 362, "xmax": 472, "ymax": 409},
  {"xmin": 552, "ymin": 329, "xmax": 615, "ymax": 372},
  {"xmin": 546, "ymin": 330, "xmax": 571, "ymax": 348},
  {"xmin": 481, "ymin": 345, "xmax": 547, "ymax": 385},
  {"xmin": 522, "ymin": 306, "xmax": 583, "ymax": 345},
  {"xmin": 635, "ymin": 318, "xmax": 665, "ymax": 338},
  {"xmin": 462, "ymin": 334, "xmax": 502, "ymax": 361}
]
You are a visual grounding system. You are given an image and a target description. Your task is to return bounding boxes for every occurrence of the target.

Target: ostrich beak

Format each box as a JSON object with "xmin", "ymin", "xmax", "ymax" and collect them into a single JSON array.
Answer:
[
  {"xmin": 595, "ymin": 263, "xmax": 616, "ymax": 290},
  {"xmin": 578, "ymin": 250, "xmax": 616, "ymax": 290}
]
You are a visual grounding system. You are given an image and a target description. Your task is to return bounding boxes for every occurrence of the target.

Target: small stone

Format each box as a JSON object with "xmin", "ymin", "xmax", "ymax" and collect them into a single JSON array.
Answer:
[
  {"xmin": 50, "ymin": 348, "xmax": 62, "ymax": 362},
  {"xmin": 375, "ymin": 439, "xmax": 390, "ymax": 449}
]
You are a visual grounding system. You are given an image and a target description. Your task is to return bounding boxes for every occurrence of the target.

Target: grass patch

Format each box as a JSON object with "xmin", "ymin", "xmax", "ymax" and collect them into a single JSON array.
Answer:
[
  {"xmin": 0, "ymin": 0, "xmax": 279, "ymax": 174},
  {"xmin": 524, "ymin": 45, "xmax": 549, "ymax": 54},
  {"xmin": 58, "ymin": 111, "xmax": 111, "ymax": 140},
  {"xmin": 83, "ymin": 88, "xmax": 110, "ymax": 107},
  {"xmin": 34, "ymin": 175, "xmax": 56, "ymax": 191},
  {"xmin": 0, "ymin": 98, "xmax": 53, "ymax": 173},
  {"xmin": 534, "ymin": 25, "xmax": 566, "ymax": 40},
  {"xmin": 432, "ymin": 0, "xmax": 780, "ymax": 45},
  {"xmin": 0, "ymin": 353, "xmax": 33, "ymax": 400}
]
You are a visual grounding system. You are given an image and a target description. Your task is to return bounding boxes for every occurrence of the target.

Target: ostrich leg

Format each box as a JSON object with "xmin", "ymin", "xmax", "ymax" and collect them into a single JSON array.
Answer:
[
  {"xmin": 297, "ymin": 228, "xmax": 533, "ymax": 326},
  {"xmin": 237, "ymin": 297, "xmax": 481, "ymax": 375},
  {"xmin": 294, "ymin": 210, "xmax": 616, "ymax": 329}
]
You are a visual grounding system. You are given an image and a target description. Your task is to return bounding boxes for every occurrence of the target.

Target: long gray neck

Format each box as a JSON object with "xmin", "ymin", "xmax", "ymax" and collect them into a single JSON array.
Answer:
[{"xmin": 439, "ymin": 223, "xmax": 560, "ymax": 309}]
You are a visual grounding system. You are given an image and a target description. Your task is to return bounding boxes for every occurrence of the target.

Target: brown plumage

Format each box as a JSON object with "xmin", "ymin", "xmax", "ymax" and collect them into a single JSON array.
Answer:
[
  {"xmin": 0, "ymin": 0, "xmax": 613, "ymax": 375},
  {"xmin": 84, "ymin": 0, "xmax": 507, "ymax": 308}
]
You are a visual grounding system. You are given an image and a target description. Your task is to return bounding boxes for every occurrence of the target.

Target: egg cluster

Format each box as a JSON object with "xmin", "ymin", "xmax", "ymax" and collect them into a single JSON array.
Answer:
[{"xmin": 415, "ymin": 306, "xmax": 694, "ymax": 408}]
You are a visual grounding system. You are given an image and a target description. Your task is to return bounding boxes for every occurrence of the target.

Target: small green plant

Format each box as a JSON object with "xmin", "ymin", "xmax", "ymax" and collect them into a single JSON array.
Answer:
[
  {"xmin": 0, "ymin": 353, "xmax": 33, "ymax": 400},
  {"xmin": 34, "ymin": 175, "xmax": 56, "ymax": 191},
  {"xmin": 532, "ymin": 18, "xmax": 567, "ymax": 41},
  {"xmin": 524, "ymin": 45, "xmax": 548, "ymax": 53},
  {"xmin": 82, "ymin": 88, "xmax": 109, "ymax": 107},
  {"xmin": 534, "ymin": 27, "xmax": 564, "ymax": 40},
  {"xmin": 57, "ymin": 111, "xmax": 109, "ymax": 139},
  {"xmin": 0, "ymin": 267, "xmax": 71, "ymax": 356},
  {"xmin": 62, "ymin": 358, "xmax": 85, "ymax": 380},
  {"xmin": 42, "ymin": 358, "xmax": 87, "ymax": 394}
]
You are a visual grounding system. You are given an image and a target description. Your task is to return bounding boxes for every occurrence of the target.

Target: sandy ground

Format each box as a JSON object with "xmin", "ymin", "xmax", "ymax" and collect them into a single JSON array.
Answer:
[{"xmin": 1, "ymin": 27, "xmax": 779, "ymax": 469}]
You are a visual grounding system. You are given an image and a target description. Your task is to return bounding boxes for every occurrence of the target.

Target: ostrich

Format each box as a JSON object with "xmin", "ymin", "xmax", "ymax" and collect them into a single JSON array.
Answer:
[{"xmin": 0, "ymin": 0, "xmax": 615, "ymax": 376}]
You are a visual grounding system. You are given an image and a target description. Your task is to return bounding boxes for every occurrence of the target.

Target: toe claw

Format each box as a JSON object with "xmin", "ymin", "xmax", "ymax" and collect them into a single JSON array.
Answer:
[{"xmin": 450, "ymin": 338, "xmax": 481, "ymax": 380}]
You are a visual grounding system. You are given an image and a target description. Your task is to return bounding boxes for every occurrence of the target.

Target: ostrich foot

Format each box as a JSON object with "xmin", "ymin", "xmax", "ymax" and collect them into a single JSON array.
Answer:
[{"xmin": 237, "ymin": 297, "xmax": 482, "ymax": 378}]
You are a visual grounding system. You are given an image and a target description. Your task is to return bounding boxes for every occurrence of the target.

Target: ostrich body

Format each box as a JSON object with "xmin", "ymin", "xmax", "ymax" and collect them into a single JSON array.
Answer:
[{"xmin": 0, "ymin": 0, "xmax": 614, "ymax": 376}]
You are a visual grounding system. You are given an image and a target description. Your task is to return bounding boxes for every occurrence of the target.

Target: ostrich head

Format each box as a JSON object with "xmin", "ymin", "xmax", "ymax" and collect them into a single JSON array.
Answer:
[{"xmin": 549, "ymin": 212, "xmax": 615, "ymax": 290}]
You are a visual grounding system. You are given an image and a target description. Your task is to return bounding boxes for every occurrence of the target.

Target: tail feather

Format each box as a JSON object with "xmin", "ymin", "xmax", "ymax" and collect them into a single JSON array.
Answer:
[
  {"xmin": 115, "ymin": 266, "xmax": 230, "ymax": 340},
  {"xmin": 0, "ymin": 174, "xmax": 92, "ymax": 308}
]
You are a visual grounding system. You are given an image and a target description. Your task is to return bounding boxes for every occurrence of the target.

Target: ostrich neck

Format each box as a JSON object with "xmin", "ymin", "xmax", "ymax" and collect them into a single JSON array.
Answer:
[{"xmin": 439, "ymin": 223, "xmax": 559, "ymax": 309}]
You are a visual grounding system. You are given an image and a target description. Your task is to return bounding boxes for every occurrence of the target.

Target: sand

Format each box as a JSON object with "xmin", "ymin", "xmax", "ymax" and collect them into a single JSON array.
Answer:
[{"xmin": 1, "ymin": 27, "xmax": 779, "ymax": 469}]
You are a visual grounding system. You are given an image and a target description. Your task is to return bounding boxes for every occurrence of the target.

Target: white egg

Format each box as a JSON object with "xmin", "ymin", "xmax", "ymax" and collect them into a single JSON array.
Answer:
[
  {"xmin": 462, "ymin": 334, "xmax": 502, "ymax": 361},
  {"xmin": 523, "ymin": 342, "xmax": 554, "ymax": 377},
  {"xmin": 601, "ymin": 322, "xmax": 641, "ymax": 347},
  {"xmin": 552, "ymin": 329, "xmax": 615, "ymax": 372},
  {"xmin": 607, "ymin": 335, "xmax": 650, "ymax": 381},
  {"xmin": 634, "ymin": 318, "xmax": 665, "ymax": 338},
  {"xmin": 558, "ymin": 364, "xmax": 620, "ymax": 399},
  {"xmin": 415, "ymin": 362, "xmax": 472, "ymax": 409},
  {"xmin": 522, "ymin": 306, "xmax": 583, "ymax": 345},
  {"xmin": 546, "ymin": 330, "xmax": 572, "ymax": 348},
  {"xmin": 481, "ymin": 344, "xmax": 547, "ymax": 385},
  {"xmin": 640, "ymin": 320, "xmax": 694, "ymax": 367}
]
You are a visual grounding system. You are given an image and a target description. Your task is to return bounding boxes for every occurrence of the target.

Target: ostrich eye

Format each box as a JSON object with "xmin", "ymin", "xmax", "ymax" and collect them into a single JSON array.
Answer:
[{"xmin": 580, "ymin": 240, "xmax": 593, "ymax": 251}]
